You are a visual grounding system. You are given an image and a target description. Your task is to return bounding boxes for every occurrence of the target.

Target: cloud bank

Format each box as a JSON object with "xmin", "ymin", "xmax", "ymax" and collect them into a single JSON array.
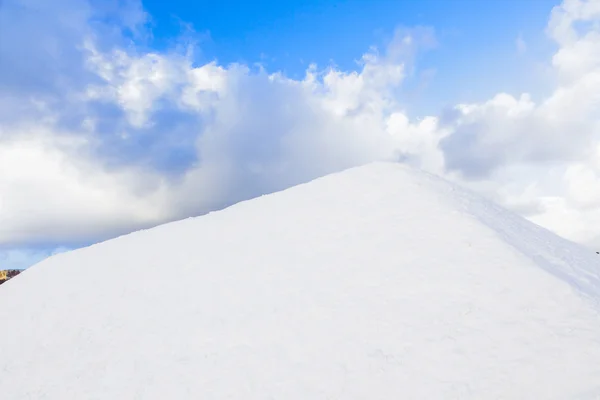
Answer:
[{"xmin": 1, "ymin": 0, "xmax": 600, "ymax": 265}]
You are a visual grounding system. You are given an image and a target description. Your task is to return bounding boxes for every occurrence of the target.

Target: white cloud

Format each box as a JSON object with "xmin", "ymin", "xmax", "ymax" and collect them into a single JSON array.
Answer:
[
  {"xmin": 0, "ymin": 11, "xmax": 439, "ymax": 248},
  {"xmin": 0, "ymin": 124, "xmax": 170, "ymax": 246},
  {"xmin": 438, "ymin": 0, "xmax": 600, "ymax": 247},
  {"xmin": 2, "ymin": 0, "xmax": 600, "ymax": 257}
]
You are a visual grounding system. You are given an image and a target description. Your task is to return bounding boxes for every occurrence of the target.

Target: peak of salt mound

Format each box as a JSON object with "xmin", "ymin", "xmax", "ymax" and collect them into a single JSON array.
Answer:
[{"xmin": 1, "ymin": 161, "xmax": 600, "ymax": 399}]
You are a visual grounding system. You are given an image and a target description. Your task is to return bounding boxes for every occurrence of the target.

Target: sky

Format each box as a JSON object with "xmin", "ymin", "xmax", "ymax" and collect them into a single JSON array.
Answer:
[
  {"xmin": 143, "ymin": 0, "xmax": 559, "ymax": 113},
  {"xmin": 1, "ymin": 0, "xmax": 600, "ymax": 269}
]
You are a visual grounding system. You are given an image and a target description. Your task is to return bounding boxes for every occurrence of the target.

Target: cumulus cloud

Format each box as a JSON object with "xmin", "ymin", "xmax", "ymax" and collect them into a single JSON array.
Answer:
[
  {"xmin": 0, "ymin": 125, "xmax": 169, "ymax": 246},
  {"xmin": 0, "ymin": 1, "xmax": 441, "ymax": 251},
  {"xmin": 438, "ymin": 0, "xmax": 600, "ymax": 247},
  {"xmin": 2, "ymin": 0, "xmax": 600, "ymax": 264}
]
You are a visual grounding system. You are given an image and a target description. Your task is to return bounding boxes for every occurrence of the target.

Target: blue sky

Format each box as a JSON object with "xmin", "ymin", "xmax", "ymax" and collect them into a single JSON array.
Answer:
[
  {"xmin": 3, "ymin": 0, "xmax": 600, "ymax": 270},
  {"xmin": 143, "ymin": 0, "xmax": 558, "ymax": 111}
]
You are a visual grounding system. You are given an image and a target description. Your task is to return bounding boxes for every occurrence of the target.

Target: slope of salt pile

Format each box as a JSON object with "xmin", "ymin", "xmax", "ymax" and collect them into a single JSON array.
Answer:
[{"xmin": 1, "ymin": 162, "xmax": 600, "ymax": 399}]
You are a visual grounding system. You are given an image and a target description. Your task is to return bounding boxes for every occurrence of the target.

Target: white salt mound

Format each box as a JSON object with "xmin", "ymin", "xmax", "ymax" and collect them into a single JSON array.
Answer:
[{"xmin": 1, "ymin": 162, "xmax": 600, "ymax": 399}]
